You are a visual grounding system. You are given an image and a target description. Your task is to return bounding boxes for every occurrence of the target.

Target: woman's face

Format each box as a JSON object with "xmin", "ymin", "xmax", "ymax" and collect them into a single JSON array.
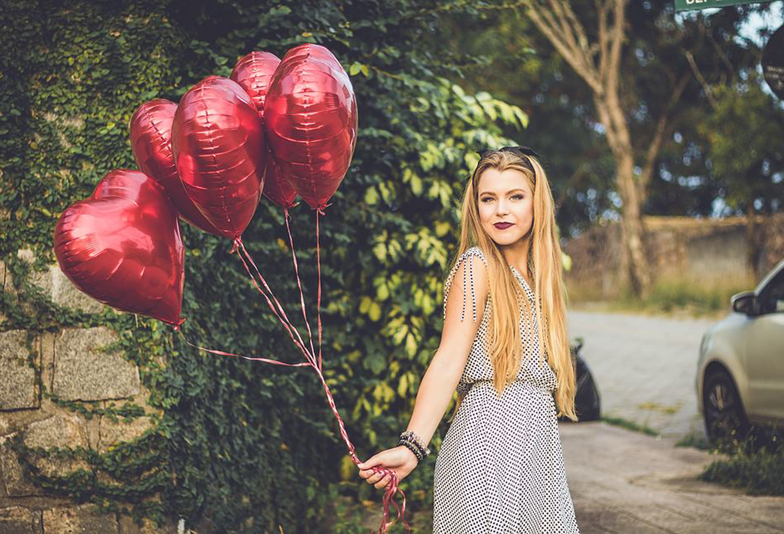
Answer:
[{"xmin": 476, "ymin": 167, "xmax": 534, "ymax": 247}]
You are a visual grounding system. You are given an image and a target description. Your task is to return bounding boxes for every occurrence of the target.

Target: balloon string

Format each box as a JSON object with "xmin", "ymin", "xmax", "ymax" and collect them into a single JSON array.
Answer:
[
  {"xmin": 316, "ymin": 208, "xmax": 324, "ymax": 372},
  {"xmin": 232, "ymin": 229, "xmax": 410, "ymax": 533},
  {"xmin": 313, "ymin": 205, "xmax": 409, "ymax": 533},
  {"xmin": 284, "ymin": 208, "xmax": 317, "ymax": 363},
  {"xmin": 311, "ymin": 364, "xmax": 411, "ymax": 533},
  {"xmin": 233, "ymin": 238, "xmax": 316, "ymax": 366},
  {"xmin": 178, "ymin": 332, "xmax": 311, "ymax": 367}
]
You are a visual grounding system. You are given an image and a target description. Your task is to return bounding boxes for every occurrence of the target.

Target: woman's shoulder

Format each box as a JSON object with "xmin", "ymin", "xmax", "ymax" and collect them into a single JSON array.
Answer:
[
  {"xmin": 443, "ymin": 246, "xmax": 491, "ymax": 321},
  {"xmin": 444, "ymin": 246, "xmax": 490, "ymax": 294},
  {"xmin": 462, "ymin": 246, "xmax": 489, "ymax": 266},
  {"xmin": 445, "ymin": 246, "xmax": 488, "ymax": 283}
]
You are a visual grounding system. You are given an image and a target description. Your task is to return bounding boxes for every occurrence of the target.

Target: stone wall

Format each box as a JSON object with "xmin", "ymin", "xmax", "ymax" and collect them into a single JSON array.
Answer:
[
  {"xmin": 0, "ymin": 253, "xmax": 174, "ymax": 534},
  {"xmin": 564, "ymin": 214, "xmax": 784, "ymax": 299}
]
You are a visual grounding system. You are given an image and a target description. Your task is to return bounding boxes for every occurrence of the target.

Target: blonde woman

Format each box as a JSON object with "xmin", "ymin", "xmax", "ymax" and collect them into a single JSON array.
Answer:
[{"xmin": 358, "ymin": 147, "xmax": 580, "ymax": 533}]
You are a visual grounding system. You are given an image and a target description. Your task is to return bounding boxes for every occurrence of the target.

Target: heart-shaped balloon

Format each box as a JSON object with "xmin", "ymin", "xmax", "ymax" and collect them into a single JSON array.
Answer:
[
  {"xmin": 171, "ymin": 76, "xmax": 266, "ymax": 240},
  {"xmin": 264, "ymin": 44, "xmax": 358, "ymax": 210},
  {"xmin": 54, "ymin": 170, "xmax": 185, "ymax": 326},
  {"xmin": 231, "ymin": 52, "xmax": 297, "ymax": 210},
  {"xmin": 129, "ymin": 99, "xmax": 222, "ymax": 235},
  {"xmin": 230, "ymin": 51, "xmax": 281, "ymax": 112}
]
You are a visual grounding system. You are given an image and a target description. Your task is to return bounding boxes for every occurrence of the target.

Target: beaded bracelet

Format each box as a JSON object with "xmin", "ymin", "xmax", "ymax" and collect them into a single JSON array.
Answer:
[
  {"xmin": 399, "ymin": 435, "xmax": 426, "ymax": 459},
  {"xmin": 398, "ymin": 439, "xmax": 423, "ymax": 463},
  {"xmin": 399, "ymin": 431, "xmax": 431, "ymax": 459}
]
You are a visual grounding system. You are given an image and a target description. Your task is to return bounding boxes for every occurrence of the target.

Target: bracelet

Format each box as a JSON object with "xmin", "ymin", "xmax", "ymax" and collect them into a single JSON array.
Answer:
[
  {"xmin": 398, "ymin": 431, "xmax": 431, "ymax": 459},
  {"xmin": 399, "ymin": 440, "xmax": 423, "ymax": 463},
  {"xmin": 398, "ymin": 435, "xmax": 425, "ymax": 461}
]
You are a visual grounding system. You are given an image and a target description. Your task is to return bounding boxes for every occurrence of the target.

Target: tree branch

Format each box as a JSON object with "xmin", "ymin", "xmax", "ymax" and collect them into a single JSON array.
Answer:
[
  {"xmin": 636, "ymin": 73, "xmax": 691, "ymax": 201},
  {"xmin": 685, "ymin": 50, "xmax": 718, "ymax": 108},
  {"xmin": 524, "ymin": 3, "xmax": 603, "ymax": 93}
]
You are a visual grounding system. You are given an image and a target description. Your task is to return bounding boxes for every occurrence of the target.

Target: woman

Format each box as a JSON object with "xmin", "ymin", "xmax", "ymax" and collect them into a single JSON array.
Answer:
[{"xmin": 358, "ymin": 147, "xmax": 580, "ymax": 533}]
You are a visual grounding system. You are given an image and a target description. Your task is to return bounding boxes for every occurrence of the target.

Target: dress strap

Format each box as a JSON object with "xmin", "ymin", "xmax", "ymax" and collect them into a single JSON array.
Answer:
[{"xmin": 443, "ymin": 247, "xmax": 488, "ymax": 323}]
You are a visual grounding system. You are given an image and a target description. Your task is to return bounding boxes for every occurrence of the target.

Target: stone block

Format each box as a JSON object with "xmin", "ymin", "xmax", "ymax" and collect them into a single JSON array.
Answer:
[
  {"xmin": 0, "ymin": 331, "xmax": 39, "ymax": 411},
  {"xmin": 43, "ymin": 505, "xmax": 118, "ymax": 534},
  {"xmin": 14, "ymin": 249, "xmax": 103, "ymax": 313},
  {"xmin": 99, "ymin": 416, "xmax": 155, "ymax": 453},
  {"xmin": 52, "ymin": 328, "xmax": 140, "ymax": 401},
  {"xmin": 0, "ymin": 507, "xmax": 35, "ymax": 534},
  {"xmin": 118, "ymin": 516, "xmax": 177, "ymax": 534},
  {"xmin": 22, "ymin": 414, "xmax": 89, "ymax": 478},
  {"xmin": 0, "ymin": 434, "xmax": 42, "ymax": 497},
  {"xmin": 23, "ymin": 413, "xmax": 87, "ymax": 450},
  {"xmin": 30, "ymin": 266, "xmax": 103, "ymax": 314}
]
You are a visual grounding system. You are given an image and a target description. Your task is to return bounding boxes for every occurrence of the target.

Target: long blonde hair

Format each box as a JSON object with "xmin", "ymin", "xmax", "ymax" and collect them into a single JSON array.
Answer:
[{"xmin": 449, "ymin": 150, "xmax": 577, "ymax": 421}]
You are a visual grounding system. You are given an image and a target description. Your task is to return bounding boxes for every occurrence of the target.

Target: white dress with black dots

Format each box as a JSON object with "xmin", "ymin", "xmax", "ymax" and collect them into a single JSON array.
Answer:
[{"xmin": 433, "ymin": 246, "xmax": 579, "ymax": 534}]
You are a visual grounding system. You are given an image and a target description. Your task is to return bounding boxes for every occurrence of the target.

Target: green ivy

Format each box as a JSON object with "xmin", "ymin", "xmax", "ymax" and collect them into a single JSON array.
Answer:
[{"xmin": 0, "ymin": 0, "xmax": 526, "ymax": 531}]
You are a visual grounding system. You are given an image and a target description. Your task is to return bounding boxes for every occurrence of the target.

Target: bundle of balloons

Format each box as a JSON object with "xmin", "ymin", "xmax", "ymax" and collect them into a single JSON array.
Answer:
[{"xmin": 53, "ymin": 45, "xmax": 409, "ymax": 533}]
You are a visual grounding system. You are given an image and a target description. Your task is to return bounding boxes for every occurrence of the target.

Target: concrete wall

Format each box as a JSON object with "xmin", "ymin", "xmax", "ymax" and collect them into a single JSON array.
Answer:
[
  {"xmin": 0, "ymin": 252, "xmax": 173, "ymax": 534},
  {"xmin": 564, "ymin": 214, "xmax": 784, "ymax": 299}
]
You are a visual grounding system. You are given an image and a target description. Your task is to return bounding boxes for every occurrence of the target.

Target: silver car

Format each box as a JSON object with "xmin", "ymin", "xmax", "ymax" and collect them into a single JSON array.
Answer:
[{"xmin": 696, "ymin": 259, "xmax": 784, "ymax": 442}]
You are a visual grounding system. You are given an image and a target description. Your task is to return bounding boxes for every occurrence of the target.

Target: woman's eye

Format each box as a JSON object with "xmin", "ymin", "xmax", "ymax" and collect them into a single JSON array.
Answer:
[
  {"xmin": 481, "ymin": 197, "xmax": 493, "ymax": 203},
  {"xmin": 512, "ymin": 195, "xmax": 523, "ymax": 200}
]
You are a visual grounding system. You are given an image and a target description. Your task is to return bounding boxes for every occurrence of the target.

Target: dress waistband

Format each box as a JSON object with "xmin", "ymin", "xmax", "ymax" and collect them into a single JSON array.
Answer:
[{"xmin": 461, "ymin": 378, "xmax": 554, "ymax": 394}]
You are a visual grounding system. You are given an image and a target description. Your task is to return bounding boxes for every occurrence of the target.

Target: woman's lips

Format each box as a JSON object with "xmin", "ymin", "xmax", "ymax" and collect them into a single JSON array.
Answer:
[{"xmin": 494, "ymin": 222, "xmax": 514, "ymax": 229}]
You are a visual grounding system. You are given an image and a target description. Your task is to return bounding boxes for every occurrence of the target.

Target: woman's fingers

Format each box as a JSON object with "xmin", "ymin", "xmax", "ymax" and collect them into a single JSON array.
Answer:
[
  {"xmin": 374, "ymin": 473, "xmax": 392, "ymax": 489},
  {"xmin": 359, "ymin": 466, "xmax": 395, "ymax": 487}
]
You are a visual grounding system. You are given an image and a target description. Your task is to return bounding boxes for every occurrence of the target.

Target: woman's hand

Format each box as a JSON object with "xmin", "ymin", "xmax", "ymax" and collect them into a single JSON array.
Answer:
[{"xmin": 357, "ymin": 446, "xmax": 419, "ymax": 489}]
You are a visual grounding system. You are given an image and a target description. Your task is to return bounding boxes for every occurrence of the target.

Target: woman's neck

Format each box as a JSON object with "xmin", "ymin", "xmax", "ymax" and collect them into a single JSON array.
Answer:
[{"xmin": 500, "ymin": 238, "xmax": 531, "ymax": 277}]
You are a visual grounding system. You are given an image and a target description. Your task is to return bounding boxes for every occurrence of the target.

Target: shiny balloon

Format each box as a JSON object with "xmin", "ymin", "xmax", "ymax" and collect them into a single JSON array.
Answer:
[
  {"xmin": 230, "ymin": 51, "xmax": 281, "ymax": 112},
  {"xmin": 171, "ymin": 76, "xmax": 266, "ymax": 239},
  {"xmin": 264, "ymin": 44, "xmax": 358, "ymax": 210},
  {"xmin": 54, "ymin": 170, "xmax": 185, "ymax": 327},
  {"xmin": 231, "ymin": 52, "xmax": 298, "ymax": 210},
  {"xmin": 129, "ymin": 99, "xmax": 222, "ymax": 235}
]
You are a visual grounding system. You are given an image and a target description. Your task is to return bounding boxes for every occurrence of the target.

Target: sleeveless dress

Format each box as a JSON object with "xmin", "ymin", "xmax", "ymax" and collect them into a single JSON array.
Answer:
[{"xmin": 433, "ymin": 246, "xmax": 580, "ymax": 534}]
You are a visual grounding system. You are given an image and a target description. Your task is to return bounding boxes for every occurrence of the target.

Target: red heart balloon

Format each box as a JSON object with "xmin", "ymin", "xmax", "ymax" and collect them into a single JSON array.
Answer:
[
  {"xmin": 171, "ymin": 76, "xmax": 266, "ymax": 240},
  {"xmin": 54, "ymin": 170, "xmax": 185, "ymax": 327},
  {"xmin": 129, "ymin": 99, "xmax": 222, "ymax": 235},
  {"xmin": 231, "ymin": 52, "xmax": 297, "ymax": 210},
  {"xmin": 230, "ymin": 51, "xmax": 281, "ymax": 112},
  {"xmin": 264, "ymin": 44, "xmax": 358, "ymax": 210}
]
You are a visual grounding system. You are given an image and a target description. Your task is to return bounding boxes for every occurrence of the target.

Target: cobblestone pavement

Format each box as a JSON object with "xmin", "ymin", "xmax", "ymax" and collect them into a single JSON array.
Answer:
[
  {"xmin": 567, "ymin": 309, "xmax": 720, "ymax": 439},
  {"xmin": 560, "ymin": 421, "xmax": 784, "ymax": 534}
]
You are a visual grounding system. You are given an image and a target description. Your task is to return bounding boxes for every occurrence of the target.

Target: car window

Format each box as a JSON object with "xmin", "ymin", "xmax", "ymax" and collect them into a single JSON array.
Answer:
[{"xmin": 759, "ymin": 270, "xmax": 784, "ymax": 315}]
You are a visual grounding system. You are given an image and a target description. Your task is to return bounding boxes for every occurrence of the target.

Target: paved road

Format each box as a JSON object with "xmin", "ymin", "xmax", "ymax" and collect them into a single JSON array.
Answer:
[
  {"xmin": 561, "ymin": 421, "xmax": 784, "ymax": 534},
  {"xmin": 567, "ymin": 309, "xmax": 719, "ymax": 439}
]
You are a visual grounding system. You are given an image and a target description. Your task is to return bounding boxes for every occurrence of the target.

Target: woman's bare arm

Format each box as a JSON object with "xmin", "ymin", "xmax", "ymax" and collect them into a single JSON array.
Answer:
[
  {"xmin": 358, "ymin": 253, "xmax": 488, "ymax": 488},
  {"xmin": 404, "ymin": 254, "xmax": 489, "ymax": 445}
]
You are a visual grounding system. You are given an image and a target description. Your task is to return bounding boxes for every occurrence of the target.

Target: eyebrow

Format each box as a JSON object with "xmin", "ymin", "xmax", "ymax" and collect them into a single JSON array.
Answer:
[{"xmin": 479, "ymin": 189, "xmax": 527, "ymax": 196}]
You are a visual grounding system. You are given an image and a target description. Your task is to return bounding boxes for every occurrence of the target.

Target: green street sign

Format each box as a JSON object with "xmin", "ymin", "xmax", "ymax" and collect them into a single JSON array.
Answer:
[{"xmin": 675, "ymin": 0, "xmax": 773, "ymax": 11}]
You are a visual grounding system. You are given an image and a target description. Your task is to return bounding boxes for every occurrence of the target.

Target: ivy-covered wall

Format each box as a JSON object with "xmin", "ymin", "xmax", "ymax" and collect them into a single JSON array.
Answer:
[{"xmin": 0, "ymin": 1, "xmax": 526, "ymax": 531}]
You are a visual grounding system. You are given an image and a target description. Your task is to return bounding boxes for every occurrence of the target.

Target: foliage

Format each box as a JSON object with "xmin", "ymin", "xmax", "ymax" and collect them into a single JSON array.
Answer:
[
  {"xmin": 600, "ymin": 416, "xmax": 659, "ymax": 437},
  {"xmin": 700, "ymin": 424, "xmax": 784, "ymax": 496},
  {"xmin": 0, "ymin": 0, "xmax": 527, "ymax": 531},
  {"xmin": 699, "ymin": 79, "xmax": 784, "ymax": 214},
  {"xmin": 432, "ymin": 1, "xmax": 779, "ymax": 233}
]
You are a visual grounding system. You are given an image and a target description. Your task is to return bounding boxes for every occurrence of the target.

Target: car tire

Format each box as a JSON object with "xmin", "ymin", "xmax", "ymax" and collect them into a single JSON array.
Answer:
[{"xmin": 703, "ymin": 368, "xmax": 749, "ymax": 443}]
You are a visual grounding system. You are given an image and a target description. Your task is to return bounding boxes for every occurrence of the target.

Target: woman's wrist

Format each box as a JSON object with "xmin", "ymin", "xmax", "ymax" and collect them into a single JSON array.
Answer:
[
  {"xmin": 398, "ymin": 442, "xmax": 421, "ymax": 464},
  {"xmin": 398, "ymin": 430, "xmax": 430, "ymax": 462}
]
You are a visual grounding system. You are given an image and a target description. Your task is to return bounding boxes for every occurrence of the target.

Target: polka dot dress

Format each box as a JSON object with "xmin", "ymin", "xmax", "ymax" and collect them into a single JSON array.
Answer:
[{"xmin": 433, "ymin": 246, "xmax": 580, "ymax": 534}]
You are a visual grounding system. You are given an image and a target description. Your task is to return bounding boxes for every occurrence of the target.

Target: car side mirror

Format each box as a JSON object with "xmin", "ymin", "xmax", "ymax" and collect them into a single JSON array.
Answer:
[{"xmin": 731, "ymin": 291, "xmax": 756, "ymax": 316}]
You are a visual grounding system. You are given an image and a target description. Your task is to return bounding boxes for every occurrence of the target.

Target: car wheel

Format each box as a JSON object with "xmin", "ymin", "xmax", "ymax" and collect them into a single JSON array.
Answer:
[{"xmin": 703, "ymin": 369, "xmax": 749, "ymax": 443}]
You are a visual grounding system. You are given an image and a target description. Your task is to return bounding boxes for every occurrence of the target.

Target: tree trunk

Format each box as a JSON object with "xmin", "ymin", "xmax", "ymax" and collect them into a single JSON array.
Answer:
[
  {"xmin": 616, "ymin": 152, "xmax": 652, "ymax": 298},
  {"xmin": 594, "ymin": 96, "xmax": 652, "ymax": 298}
]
